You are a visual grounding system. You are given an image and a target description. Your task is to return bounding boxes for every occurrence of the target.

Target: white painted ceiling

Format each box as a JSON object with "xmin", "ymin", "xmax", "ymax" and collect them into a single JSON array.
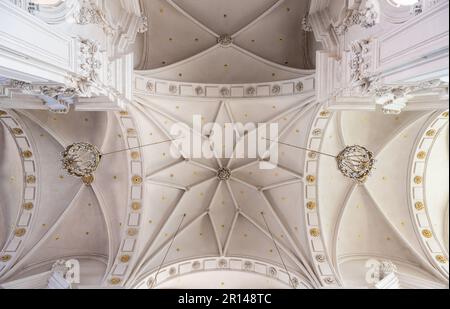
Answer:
[
  {"xmin": 138, "ymin": 0, "xmax": 314, "ymax": 83},
  {"xmin": 0, "ymin": 0, "xmax": 449, "ymax": 289},
  {"xmin": 1, "ymin": 99, "xmax": 448, "ymax": 289}
]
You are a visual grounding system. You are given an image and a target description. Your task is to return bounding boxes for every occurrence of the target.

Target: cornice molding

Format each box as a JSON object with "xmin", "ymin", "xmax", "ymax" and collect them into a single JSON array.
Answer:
[{"xmin": 133, "ymin": 75, "xmax": 315, "ymax": 100}]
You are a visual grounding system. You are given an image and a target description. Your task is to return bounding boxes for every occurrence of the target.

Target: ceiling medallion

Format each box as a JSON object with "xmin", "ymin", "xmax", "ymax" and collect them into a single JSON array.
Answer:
[
  {"xmin": 310, "ymin": 228, "xmax": 320, "ymax": 237},
  {"xmin": 243, "ymin": 261, "xmax": 253, "ymax": 271},
  {"xmin": 312, "ymin": 129, "xmax": 322, "ymax": 137},
  {"xmin": 195, "ymin": 86, "xmax": 204, "ymax": 96},
  {"xmin": 217, "ymin": 167, "xmax": 231, "ymax": 181},
  {"xmin": 320, "ymin": 111, "xmax": 330, "ymax": 117},
  {"xmin": 220, "ymin": 87, "xmax": 230, "ymax": 97},
  {"xmin": 192, "ymin": 261, "xmax": 201, "ymax": 270},
  {"xmin": 306, "ymin": 175, "xmax": 316, "ymax": 184},
  {"xmin": 316, "ymin": 255, "xmax": 326, "ymax": 263},
  {"xmin": 414, "ymin": 176, "xmax": 423, "ymax": 185},
  {"xmin": 217, "ymin": 34, "xmax": 233, "ymax": 47},
  {"xmin": 268, "ymin": 267, "xmax": 278, "ymax": 277},
  {"xmin": 308, "ymin": 152, "xmax": 317, "ymax": 159},
  {"xmin": 12, "ymin": 128, "xmax": 24, "ymax": 135},
  {"xmin": 336, "ymin": 145, "xmax": 375, "ymax": 184},
  {"xmin": 132, "ymin": 175, "xmax": 143, "ymax": 185},
  {"xmin": 306, "ymin": 201, "xmax": 316, "ymax": 210},
  {"xmin": 1, "ymin": 255, "xmax": 12, "ymax": 263},
  {"xmin": 422, "ymin": 229, "xmax": 433, "ymax": 238},
  {"xmin": 415, "ymin": 201, "xmax": 425, "ymax": 211},
  {"xmin": 169, "ymin": 84, "xmax": 178, "ymax": 94},
  {"xmin": 110, "ymin": 277, "xmax": 122, "ymax": 285},
  {"xmin": 218, "ymin": 259, "xmax": 228, "ymax": 268},
  {"xmin": 131, "ymin": 202, "xmax": 141, "ymax": 211},
  {"xmin": 23, "ymin": 202, "xmax": 34, "ymax": 210},
  {"xmin": 22, "ymin": 150, "xmax": 33, "ymax": 159},
  {"xmin": 61, "ymin": 142, "xmax": 101, "ymax": 179},
  {"xmin": 26, "ymin": 175, "xmax": 36, "ymax": 184},
  {"xmin": 120, "ymin": 255, "xmax": 131, "ymax": 263},
  {"xmin": 169, "ymin": 267, "xmax": 177, "ymax": 276},
  {"xmin": 272, "ymin": 85, "xmax": 281, "ymax": 95},
  {"xmin": 417, "ymin": 151, "xmax": 427, "ymax": 160},
  {"xmin": 15, "ymin": 228, "xmax": 27, "ymax": 237},
  {"xmin": 436, "ymin": 255, "xmax": 448, "ymax": 264},
  {"xmin": 426, "ymin": 129, "xmax": 436, "ymax": 137},
  {"xmin": 127, "ymin": 228, "xmax": 138, "ymax": 237},
  {"xmin": 82, "ymin": 174, "xmax": 95, "ymax": 185},
  {"xmin": 324, "ymin": 277, "xmax": 335, "ymax": 284},
  {"xmin": 246, "ymin": 87, "xmax": 256, "ymax": 96},
  {"xmin": 131, "ymin": 151, "xmax": 140, "ymax": 160}
]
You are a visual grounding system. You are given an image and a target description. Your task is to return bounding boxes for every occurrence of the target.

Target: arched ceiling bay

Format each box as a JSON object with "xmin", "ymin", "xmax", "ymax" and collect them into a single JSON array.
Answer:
[
  {"xmin": 0, "ymin": 121, "xmax": 23, "ymax": 251},
  {"xmin": 123, "ymin": 93, "xmax": 320, "ymax": 287},
  {"xmin": 0, "ymin": 109, "xmax": 131, "ymax": 284},
  {"xmin": 317, "ymin": 110, "xmax": 449, "ymax": 285},
  {"xmin": 426, "ymin": 124, "xmax": 449, "ymax": 254},
  {"xmin": 139, "ymin": 0, "xmax": 313, "ymax": 83}
]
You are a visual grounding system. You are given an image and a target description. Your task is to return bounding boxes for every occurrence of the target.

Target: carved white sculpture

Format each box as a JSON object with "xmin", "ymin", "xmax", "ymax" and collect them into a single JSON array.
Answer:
[
  {"xmin": 366, "ymin": 259, "xmax": 398, "ymax": 286},
  {"xmin": 349, "ymin": 39, "xmax": 373, "ymax": 93},
  {"xmin": 47, "ymin": 259, "xmax": 80, "ymax": 289},
  {"xmin": 373, "ymin": 79, "xmax": 445, "ymax": 114},
  {"xmin": 334, "ymin": 0, "xmax": 379, "ymax": 36}
]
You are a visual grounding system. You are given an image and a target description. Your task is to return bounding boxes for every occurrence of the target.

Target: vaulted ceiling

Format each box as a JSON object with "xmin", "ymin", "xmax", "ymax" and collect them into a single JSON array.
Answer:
[
  {"xmin": 1, "ymin": 102, "xmax": 448, "ymax": 289},
  {"xmin": 138, "ymin": 0, "xmax": 315, "ymax": 83},
  {"xmin": 0, "ymin": 0, "xmax": 449, "ymax": 290}
]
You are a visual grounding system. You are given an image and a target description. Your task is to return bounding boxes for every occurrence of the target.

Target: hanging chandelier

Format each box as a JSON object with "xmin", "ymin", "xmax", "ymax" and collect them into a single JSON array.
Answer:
[
  {"xmin": 61, "ymin": 142, "xmax": 101, "ymax": 179},
  {"xmin": 61, "ymin": 139, "xmax": 175, "ymax": 184},
  {"xmin": 266, "ymin": 139, "xmax": 375, "ymax": 183},
  {"xmin": 336, "ymin": 145, "xmax": 375, "ymax": 184}
]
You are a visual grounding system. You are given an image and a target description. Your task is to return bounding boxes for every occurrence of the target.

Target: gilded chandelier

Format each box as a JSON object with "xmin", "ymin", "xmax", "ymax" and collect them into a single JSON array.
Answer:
[
  {"xmin": 336, "ymin": 145, "xmax": 375, "ymax": 183},
  {"xmin": 61, "ymin": 142, "xmax": 101, "ymax": 179}
]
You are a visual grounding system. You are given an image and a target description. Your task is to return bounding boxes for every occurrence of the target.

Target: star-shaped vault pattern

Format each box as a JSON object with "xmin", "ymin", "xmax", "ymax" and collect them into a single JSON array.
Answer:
[{"xmin": 125, "ymin": 94, "xmax": 321, "ymax": 287}]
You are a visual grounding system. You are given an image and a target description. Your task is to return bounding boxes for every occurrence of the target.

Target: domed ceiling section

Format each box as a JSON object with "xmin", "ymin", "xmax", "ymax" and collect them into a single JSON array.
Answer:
[
  {"xmin": 138, "ymin": 0, "xmax": 314, "ymax": 84},
  {"xmin": 0, "ymin": 109, "xmax": 133, "ymax": 284},
  {"xmin": 316, "ymin": 109, "xmax": 449, "ymax": 286}
]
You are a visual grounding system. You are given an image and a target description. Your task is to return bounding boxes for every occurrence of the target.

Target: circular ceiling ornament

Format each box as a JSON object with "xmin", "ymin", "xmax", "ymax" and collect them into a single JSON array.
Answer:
[
  {"xmin": 336, "ymin": 145, "xmax": 375, "ymax": 184},
  {"xmin": 23, "ymin": 202, "xmax": 34, "ymax": 210},
  {"xmin": 61, "ymin": 142, "xmax": 101, "ymax": 178},
  {"xmin": 110, "ymin": 277, "xmax": 122, "ymax": 285},
  {"xmin": 436, "ymin": 255, "xmax": 448, "ymax": 264},
  {"xmin": 422, "ymin": 229, "xmax": 433, "ymax": 238},
  {"xmin": 415, "ymin": 202, "xmax": 425, "ymax": 211},
  {"xmin": 120, "ymin": 255, "xmax": 131, "ymax": 263},
  {"xmin": 1, "ymin": 255, "xmax": 12, "ymax": 263},
  {"xmin": 217, "ymin": 167, "xmax": 232, "ymax": 181},
  {"xmin": 14, "ymin": 228, "xmax": 26, "ymax": 237},
  {"xmin": 217, "ymin": 34, "xmax": 233, "ymax": 47},
  {"xmin": 81, "ymin": 174, "xmax": 95, "ymax": 186},
  {"xmin": 306, "ymin": 201, "xmax": 316, "ymax": 210},
  {"xmin": 22, "ymin": 150, "xmax": 33, "ymax": 159},
  {"xmin": 310, "ymin": 228, "xmax": 321, "ymax": 237}
]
